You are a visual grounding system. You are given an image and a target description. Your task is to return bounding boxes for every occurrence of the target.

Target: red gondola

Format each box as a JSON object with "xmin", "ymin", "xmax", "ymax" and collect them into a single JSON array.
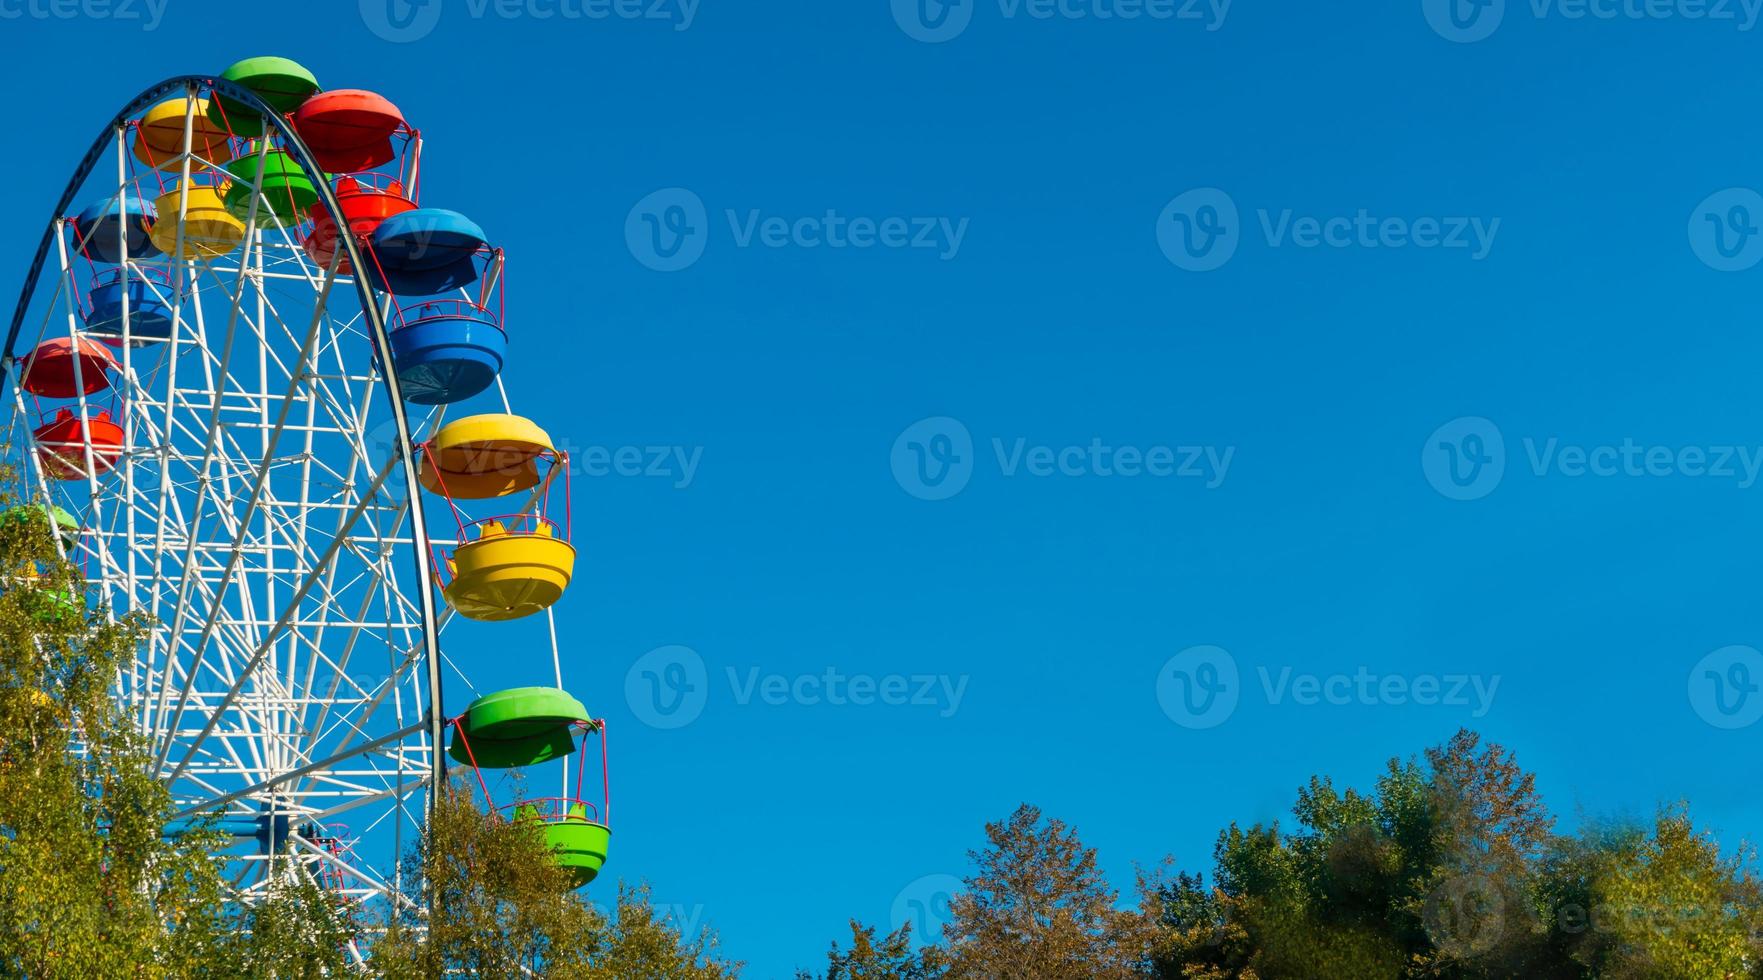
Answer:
[
  {"xmin": 303, "ymin": 174, "xmax": 416, "ymax": 274},
  {"xmin": 292, "ymin": 89, "xmax": 405, "ymax": 174},
  {"xmin": 34, "ymin": 409, "xmax": 124, "ymax": 481},
  {"xmin": 21, "ymin": 338, "xmax": 117, "ymax": 399}
]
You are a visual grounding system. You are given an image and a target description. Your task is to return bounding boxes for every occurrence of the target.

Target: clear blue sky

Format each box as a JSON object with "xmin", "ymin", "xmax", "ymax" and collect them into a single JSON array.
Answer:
[{"xmin": 6, "ymin": 1, "xmax": 1763, "ymax": 975}]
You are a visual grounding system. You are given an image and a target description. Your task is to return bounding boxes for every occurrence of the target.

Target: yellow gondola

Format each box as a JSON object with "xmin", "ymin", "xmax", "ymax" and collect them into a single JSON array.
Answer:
[
  {"xmin": 442, "ymin": 516, "xmax": 576, "ymax": 621},
  {"xmin": 132, "ymin": 96, "xmax": 235, "ymax": 171},
  {"xmin": 418, "ymin": 413, "xmax": 552, "ymax": 499},
  {"xmin": 149, "ymin": 179, "xmax": 246, "ymax": 258},
  {"xmin": 419, "ymin": 414, "xmax": 576, "ymax": 622}
]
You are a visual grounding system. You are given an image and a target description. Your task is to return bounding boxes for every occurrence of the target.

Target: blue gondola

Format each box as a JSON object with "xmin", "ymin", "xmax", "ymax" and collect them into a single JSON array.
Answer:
[
  {"xmin": 366, "ymin": 208, "xmax": 486, "ymax": 296},
  {"xmin": 84, "ymin": 270, "xmax": 175, "ymax": 345},
  {"xmin": 387, "ymin": 300, "xmax": 506, "ymax": 405},
  {"xmin": 70, "ymin": 192, "xmax": 161, "ymax": 264}
]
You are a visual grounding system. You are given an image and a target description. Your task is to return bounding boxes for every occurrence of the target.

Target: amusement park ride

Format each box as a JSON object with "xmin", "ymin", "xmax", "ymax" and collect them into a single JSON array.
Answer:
[{"xmin": 2, "ymin": 57, "xmax": 607, "ymax": 958}]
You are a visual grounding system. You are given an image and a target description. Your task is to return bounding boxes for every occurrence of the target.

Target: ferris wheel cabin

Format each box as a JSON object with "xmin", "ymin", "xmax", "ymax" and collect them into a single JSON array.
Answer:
[
  {"xmin": 387, "ymin": 299, "xmax": 506, "ymax": 405},
  {"xmin": 69, "ymin": 193, "xmax": 159, "ymax": 264},
  {"xmin": 364, "ymin": 208, "xmax": 488, "ymax": 296},
  {"xmin": 132, "ymin": 96, "xmax": 234, "ymax": 171},
  {"xmin": 83, "ymin": 269, "xmax": 175, "ymax": 346},
  {"xmin": 148, "ymin": 178, "xmax": 245, "ymax": 258},
  {"xmin": 302, "ymin": 174, "xmax": 416, "ymax": 273},
  {"xmin": 292, "ymin": 89, "xmax": 405, "ymax": 175},
  {"xmin": 223, "ymin": 145, "xmax": 319, "ymax": 223},
  {"xmin": 419, "ymin": 415, "xmax": 576, "ymax": 622},
  {"xmin": 208, "ymin": 56, "xmax": 321, "ymax": 137},
  {"xmin": 448, "ymin": 687, "xmax": 612, "ymax": 888},
  {"xmin": 22, "ymin": 338, "xmax": 118, "ymax": 399}
]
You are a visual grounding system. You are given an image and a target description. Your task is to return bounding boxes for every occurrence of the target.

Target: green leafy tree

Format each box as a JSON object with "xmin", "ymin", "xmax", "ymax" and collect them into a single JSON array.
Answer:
[
  {"xmin": 798, "ymin": 920, "xmax": 947, "ymax": 979},
  {"xmin": 940, "ymin": 803, "xmax": 1153, "ymax": 980},
  {"xmin": 1146, "ymin": 729, "xmax": 1763, "ymax": 980},
  {"xmin": 0, "ymin": 500, "xmax": 352, "ymax": 977},
  {"xmin": 1583, "ymin": 807, "xmax": 1763, "ymax": 979},
  {"xmin": 811, "ymin": 731, "xmax": 1763, "ymax": 980},
  {"xmin": 376, "ymin": 781, "xmax": 741, "ymax": 978}
]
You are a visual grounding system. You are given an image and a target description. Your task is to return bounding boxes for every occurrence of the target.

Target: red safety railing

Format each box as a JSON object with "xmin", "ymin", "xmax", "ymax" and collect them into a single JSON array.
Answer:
[
  {"xmin": 427, "ymin": 513, "xmax": 563, "ymax": 588},
  {"xmin": 499, "ymin": 796, "xmax": 602, "ymax": 825},
  {"xmin": 448, "ymin": 715, "xmax": 610, "ymax": 831},
  {"xmin": 389, "ymin": 297, "xmax": 502, "ymax": 333}
]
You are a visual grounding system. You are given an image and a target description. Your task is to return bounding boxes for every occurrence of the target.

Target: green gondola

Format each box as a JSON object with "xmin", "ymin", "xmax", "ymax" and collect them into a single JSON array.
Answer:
[
  {"xmin": 447, "ymin": 687, "xmax": 590, "ymax": 769},
  {"xmin": 209, "ymin": 56, "xmax": 320, "ymax": 137}
]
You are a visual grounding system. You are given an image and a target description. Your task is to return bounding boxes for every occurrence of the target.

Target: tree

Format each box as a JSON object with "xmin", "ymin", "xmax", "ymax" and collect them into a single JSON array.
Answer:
[
  {"xmin": 798, "ymin": 920, "xmax": 947, "ymax": 979},
  {"xmin": 0, "ymin": 491, "xmax": 740, "ymax": 976},
  {"xmin": 809, "ymin": 731, "xmax": 1763, "ymax": 980},
  {"xmin": 0, "ymin": 500, "xmax": 352, "ymax": 977},
  {"xmin": 375, "ymin": 780, "xmax": 741, "ymax": 978},
  {"xmin": 940, "ymin": 803, "xmax": 1153, "ymax": 980},
  {"xmin": 1584, "ymin": 807, "xmax": 1763, "ymax": 979}
]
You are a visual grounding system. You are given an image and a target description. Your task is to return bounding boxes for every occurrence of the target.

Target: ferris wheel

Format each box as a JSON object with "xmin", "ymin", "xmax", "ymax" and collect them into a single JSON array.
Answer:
[{"xmin": 2, "ymin": 59, "xmax": 609, "ymax": 954}]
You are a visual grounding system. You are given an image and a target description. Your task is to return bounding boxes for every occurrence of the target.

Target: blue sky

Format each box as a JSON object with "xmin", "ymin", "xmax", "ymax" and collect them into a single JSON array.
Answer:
[{"xmin": 6, "ymin": 0, "xmax": 1763, "ymax": 975}]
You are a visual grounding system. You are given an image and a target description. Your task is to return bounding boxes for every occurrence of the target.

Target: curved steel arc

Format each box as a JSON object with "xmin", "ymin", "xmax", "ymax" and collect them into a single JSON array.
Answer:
[{"xmin": 1, "ymin": 74, "xmax": 448, "ymax": 810}]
